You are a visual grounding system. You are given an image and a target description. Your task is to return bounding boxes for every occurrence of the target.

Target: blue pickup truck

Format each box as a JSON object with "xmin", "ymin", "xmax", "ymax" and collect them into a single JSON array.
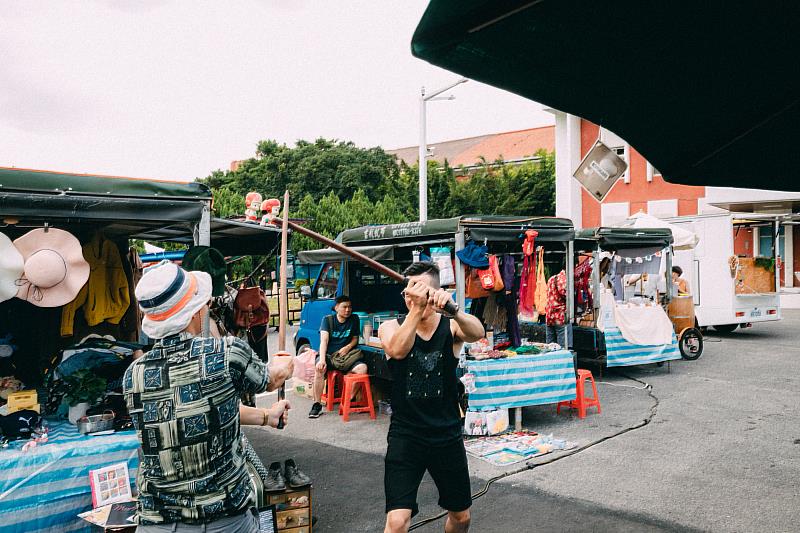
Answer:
[{"xmin": 293, "ymin": 216, "xmax": 575, "ymax": 375}]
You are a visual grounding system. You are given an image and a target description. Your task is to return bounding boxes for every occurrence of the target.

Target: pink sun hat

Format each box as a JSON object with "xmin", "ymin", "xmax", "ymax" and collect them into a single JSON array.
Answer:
[{"xmin": 13, "ymin": 228, "xmax": 90, "ymax": 307}]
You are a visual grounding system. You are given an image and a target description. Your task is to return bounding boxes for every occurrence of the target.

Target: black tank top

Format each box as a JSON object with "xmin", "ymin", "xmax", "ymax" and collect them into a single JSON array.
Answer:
[{"xmin": 387, "ymin": 316, "xmax": 461, "ymax": 446}]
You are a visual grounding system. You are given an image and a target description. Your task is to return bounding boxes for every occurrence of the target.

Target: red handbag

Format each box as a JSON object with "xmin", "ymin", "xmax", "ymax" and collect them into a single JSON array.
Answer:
[
  {"xmin": 234, "ymin": 286, "xmax": 270, "ymax": 328},
  {"xmin": 477, "ymin": 255, "xmax": 505, "ymax": 292}
]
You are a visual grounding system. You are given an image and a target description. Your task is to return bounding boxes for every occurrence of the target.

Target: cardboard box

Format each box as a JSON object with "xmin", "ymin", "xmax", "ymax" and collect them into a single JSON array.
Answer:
[
  {"xmin": 7, "ymin": 390, "xmax": 39, "ymax": 414},
  {"xmin": 293, "ymin": 380, "xmax": 313, "ymax": 399}
]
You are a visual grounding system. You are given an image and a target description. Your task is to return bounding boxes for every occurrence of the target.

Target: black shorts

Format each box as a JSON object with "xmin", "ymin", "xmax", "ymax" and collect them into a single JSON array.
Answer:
[{"xmin": 384, "ymin": 435, "xmax": 472, "ymax": 517}]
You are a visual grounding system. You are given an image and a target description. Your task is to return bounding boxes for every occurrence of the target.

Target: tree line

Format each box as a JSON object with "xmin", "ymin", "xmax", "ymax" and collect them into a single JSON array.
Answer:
[{"xmin": 200, "ymin": 137, "xmax": 555, "ymax": 252}]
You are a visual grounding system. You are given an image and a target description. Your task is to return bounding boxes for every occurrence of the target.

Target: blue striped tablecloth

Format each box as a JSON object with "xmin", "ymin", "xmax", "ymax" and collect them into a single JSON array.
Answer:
[
  {"xmin": 467, "ymin": 350, "xmax": 577, "ymax": 410},
  {"xmin": 604, "ymin": 327, "xmax": 681, "ymax": 367},
  {"xmin": 0, "ymin": 421, "xmax": 139, "ymax": 533}
]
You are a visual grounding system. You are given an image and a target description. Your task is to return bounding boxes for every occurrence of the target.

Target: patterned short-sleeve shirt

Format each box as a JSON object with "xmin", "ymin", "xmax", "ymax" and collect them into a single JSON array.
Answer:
[
  {"xmin": 545, "ymin": 270, "xmax": 567, "ymax": 326},
  {"xmin": 122, "ymin": 333, "xmax": 268, "ymax": 525}
]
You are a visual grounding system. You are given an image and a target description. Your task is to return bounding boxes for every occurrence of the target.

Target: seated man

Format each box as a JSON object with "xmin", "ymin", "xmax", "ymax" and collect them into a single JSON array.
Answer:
[{"xmin": 308, "ymin": 295, "xmax": 367, "ymax": 418}]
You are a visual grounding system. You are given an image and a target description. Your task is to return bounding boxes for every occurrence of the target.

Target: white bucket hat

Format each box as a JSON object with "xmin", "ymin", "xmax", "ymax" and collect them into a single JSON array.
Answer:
[
  {"xmin": 136, "ymin": 261, "xmax": 212, "ymax": 339},
  {"xmin": 14, "ymin": 228, "xmax": 90, "ymax": 307},
  {"xmin": 0, "ymin": 232, "xmax": 24, "ymax": 303}
]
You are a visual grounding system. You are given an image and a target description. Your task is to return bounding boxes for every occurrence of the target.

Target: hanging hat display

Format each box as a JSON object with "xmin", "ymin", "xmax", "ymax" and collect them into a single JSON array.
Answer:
[
  {"xmin": 181, "ymin": 245, "xmax": 227, "ymax": 297},
  {"xmin": 456, "ymin": 240, "xmax": 490, "ymax": 269},
  {"xmin": 0, "ymin": 232, "xmax": 25, "ymax": 304},
  {"xmin": 13, "ymin": 228, "xmax": 90, "ymax": 307}
]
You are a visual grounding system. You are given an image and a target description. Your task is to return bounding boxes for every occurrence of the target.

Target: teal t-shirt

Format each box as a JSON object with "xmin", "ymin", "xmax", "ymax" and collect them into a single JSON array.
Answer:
[{"xmin": 321, "ymin": 314, "xmax": 359, "ymax": 353}]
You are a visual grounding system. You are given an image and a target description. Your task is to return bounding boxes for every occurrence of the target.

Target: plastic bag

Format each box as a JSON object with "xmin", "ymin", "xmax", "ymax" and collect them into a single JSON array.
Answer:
[
  {"xmin": 293, "ymin": 346, "xmax": 317, "ymax": 383},
  {"xmin": 430, "ymin": 247, "xmax": 455, "ymax": 286}
]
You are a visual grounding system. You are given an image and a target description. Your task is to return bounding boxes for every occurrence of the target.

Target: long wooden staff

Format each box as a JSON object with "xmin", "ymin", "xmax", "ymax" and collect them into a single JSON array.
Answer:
[
  {"xmin": 271, "ymin": 217, "xmax": 458, "ymax": 316},
  {"xmin": 274, "ymin": 190, "xmax": 291, "ymax": 429}
]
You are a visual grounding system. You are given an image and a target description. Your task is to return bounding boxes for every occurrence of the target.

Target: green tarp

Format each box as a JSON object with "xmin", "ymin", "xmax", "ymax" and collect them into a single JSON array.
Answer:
[
  {"xmin": 0, "ymin": 167, "xmax": 211, "ymax": 240},
  {"xmin": 411, "ymin": 1, "xmax": 800, "ymax": 191},
  {"xmin": 575, "ymin": 227, "xmax": 673, "ymax": 251},
  {"xmin": 338, "ymin": 216, "xmax": 573, "ymax": 245},
  {"xmin": 0, "ymin": 167, "xmax": 210, "ymax": 198},
  {"xmin": 297, "ymin": 244, "xmax": 395, "ymax": 264}
]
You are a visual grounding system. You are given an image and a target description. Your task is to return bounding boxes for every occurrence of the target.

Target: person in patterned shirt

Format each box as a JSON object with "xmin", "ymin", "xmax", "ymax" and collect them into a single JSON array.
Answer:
[
  {"xmin": 545, "ymin": 269, "xmax": 572, "ymax": 349},
  {"xmin": 124, "ymin": 262, "xmax": 292, "ymax": 532}
]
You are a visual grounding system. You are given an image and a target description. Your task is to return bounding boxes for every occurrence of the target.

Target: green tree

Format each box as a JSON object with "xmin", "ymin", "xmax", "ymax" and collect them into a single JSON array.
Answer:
[{"xmin": 200, "ymin": 138, "xmax": 403, "ymax": 211}]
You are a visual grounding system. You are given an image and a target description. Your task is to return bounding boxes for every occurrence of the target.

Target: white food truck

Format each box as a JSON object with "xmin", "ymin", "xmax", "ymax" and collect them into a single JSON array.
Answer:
[{"xmin": 667, "ymin": 213, "xmax": 781, "ymax": 333}]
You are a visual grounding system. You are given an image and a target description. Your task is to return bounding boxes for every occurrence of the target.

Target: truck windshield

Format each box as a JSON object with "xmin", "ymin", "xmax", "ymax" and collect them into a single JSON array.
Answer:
[{"xmin": 316, "ymin": 262, "xmax": 341, "ymax": 299}]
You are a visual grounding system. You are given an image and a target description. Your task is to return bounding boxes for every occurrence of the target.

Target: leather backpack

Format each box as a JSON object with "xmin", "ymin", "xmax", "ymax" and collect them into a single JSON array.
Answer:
[{"xmin": 234, "ymin": 286, "xmax": 270, "ymax": 329}]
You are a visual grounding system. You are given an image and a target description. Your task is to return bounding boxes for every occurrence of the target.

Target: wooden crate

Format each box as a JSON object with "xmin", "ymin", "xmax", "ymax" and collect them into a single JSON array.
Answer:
[{"xmin": 266, "ymin": 486, "xmax": 312, "ymax": 532}]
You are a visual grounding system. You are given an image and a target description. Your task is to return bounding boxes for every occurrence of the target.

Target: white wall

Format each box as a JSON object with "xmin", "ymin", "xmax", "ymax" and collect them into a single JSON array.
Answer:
[
  {"xmin": 601, "ymin": 202, "xmax": 629, "ymax": 226},
  {"xmin": 648, "ymin": 199, "xmax": 678, "ymax": 218},
  {"xmin": 554, "ymin": 111, "xmax": 583, "ymax": 228}
]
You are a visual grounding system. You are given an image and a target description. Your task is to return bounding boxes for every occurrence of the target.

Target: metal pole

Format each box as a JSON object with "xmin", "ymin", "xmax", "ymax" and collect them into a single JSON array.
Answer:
[
  {"xmin": 454, "ymin": 229, "xmax": 466, "ymax": 312},
  {"xmin": 419, "ymin": 87, "xmax": 428, "ymax": 222}
]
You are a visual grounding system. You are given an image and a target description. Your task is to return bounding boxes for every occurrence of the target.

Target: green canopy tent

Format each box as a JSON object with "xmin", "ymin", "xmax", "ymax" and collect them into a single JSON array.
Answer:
[
  {"xmin": 411, "ymin": 1, "xmax": 800, "ymax": 191},
  {"xmin": 0, "ymin": 167, "xmax": 283, "ymax": 255}
]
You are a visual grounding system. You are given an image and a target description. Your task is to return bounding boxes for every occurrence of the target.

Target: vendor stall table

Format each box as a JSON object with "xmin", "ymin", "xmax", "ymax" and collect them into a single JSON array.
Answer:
[
  {"xmin": 604, "ymin": 328, "xmax": 681, "ymax": 367},
  {"xmin": 0, "ymin": 421, "xmax": 139, "ymax": 533},
  {"xmin": 467, "ymin": 349, "xmax": 577, "ymax": 429}
]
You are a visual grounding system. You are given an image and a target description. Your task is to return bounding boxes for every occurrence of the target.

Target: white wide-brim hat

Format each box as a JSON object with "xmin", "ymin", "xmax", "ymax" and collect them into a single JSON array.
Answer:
[
  {"xmin": 136, "ymin": 261, "xmax": 212, "ymax": 339},
  {"xmin": 14, "ymin": 228, "xmax": 90, "ymax": 307},
  {"xmin": 0, "ymin": 232, "xmax": 24, "ymax": 304}
]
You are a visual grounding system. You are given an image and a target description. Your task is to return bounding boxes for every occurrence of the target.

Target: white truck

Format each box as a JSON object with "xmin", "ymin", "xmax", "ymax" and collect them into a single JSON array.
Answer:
[{"xmin": 668, "ymin": 213, "xmax": 781, "ymax": 333}]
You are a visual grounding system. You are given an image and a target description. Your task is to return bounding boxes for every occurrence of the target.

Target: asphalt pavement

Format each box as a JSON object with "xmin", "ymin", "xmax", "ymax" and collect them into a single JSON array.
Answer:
[{"xmin": 247, "ymin": 311, "xmax": 800, "ymax": 532}]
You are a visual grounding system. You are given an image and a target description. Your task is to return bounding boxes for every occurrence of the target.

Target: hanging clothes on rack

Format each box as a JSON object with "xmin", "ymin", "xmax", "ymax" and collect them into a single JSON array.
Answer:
[
  {"xmin": 574, "ymin": 257, "xmax": 594, "ymax": 314},
  {"xmin": 499, "ymin": 254, "xmax": 521, "ymax": 346},
  {"xmin": 518, "ymin": 230, "xmax": 538, "ymax": 317},
  {"xmin": 61, "ymin": 233, "xmax": 130, "ymax": 337},
  {"xmin": 534, "ymin": 246, "xmax": 547, "ymax": 317}
]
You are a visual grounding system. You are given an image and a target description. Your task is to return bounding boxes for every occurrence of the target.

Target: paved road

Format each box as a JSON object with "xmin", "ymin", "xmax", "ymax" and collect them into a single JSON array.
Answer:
[{"xmin": 248, "ymin": 311, "xmax": 800, "ymax": 532}]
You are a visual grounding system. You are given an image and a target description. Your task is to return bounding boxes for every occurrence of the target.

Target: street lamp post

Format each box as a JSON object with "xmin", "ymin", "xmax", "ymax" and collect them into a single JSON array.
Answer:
[{"xmin": 418, "ymin": 77, "xmax": 468, "ymax": 222}]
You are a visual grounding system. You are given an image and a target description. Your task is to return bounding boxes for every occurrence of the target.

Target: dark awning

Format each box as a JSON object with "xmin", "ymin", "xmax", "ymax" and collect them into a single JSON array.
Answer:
[
  {"xmin": 0, "ymin": 167, "xmax": 210, "ymax": 199},
  {"xmin": 136, "ymin": 218, "xmax": 284, "ymax": 257},
  {"xmin": 297, "ymin": 245, "xmax": 395, "ymax": 264},
  {"xmin": 575, "ymin": 227, "xmax": 673, "ymax": 250},
  {"xmin": 337, "ymin": 216, "xmax": 573, "ymax": 246},
  {"xmin": 411, "ymin": 2, "xmax": 800, "ymax": 191}
]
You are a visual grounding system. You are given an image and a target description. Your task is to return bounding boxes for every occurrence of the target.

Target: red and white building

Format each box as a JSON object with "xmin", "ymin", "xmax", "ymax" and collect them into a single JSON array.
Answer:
[{"xmin": 551, "ymin": 111, "xmax": 800, "ymax": 288}]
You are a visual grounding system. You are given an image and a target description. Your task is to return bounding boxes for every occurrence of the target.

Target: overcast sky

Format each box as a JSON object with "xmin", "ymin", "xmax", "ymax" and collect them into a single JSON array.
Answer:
[{"xmin": 1, "ymin": 1, "xmax": 553, "ymax": 182}]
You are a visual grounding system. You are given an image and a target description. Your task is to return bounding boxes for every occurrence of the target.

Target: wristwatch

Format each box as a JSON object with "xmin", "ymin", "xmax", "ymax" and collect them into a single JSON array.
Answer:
[{"xmin": 261, "ymin": 408, "xmax": 269, "ymax": 427}]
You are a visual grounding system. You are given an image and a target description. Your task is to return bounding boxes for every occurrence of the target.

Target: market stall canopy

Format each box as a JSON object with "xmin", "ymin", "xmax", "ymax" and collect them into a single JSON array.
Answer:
[
  {"xmin": 138, "ymin": 218, "xmax": 284, "ymax": 257},
  {"xmin": 337, "ymin": 216, "xmax": 574, "ymax": 246},
  {"xmin": 0, "ymin": 168, "xmax": 284, "ymax": 255},
  {"xmin": 0, "ymin": 167, "xmax": 211, "ymax": 239},
  {"xmin": 613, "ymin": 212, "xmax": 699, "ymax": 251},
  {"xmin": 411, "ymin": 1, "xmax": 800, "ymax": 191},
  {"xmin": 575, "ymin": 227, "xmax": 673, "ymax": 251},
  {"xmin": 297, "ymin": 244, "xmax": 395, "ymax": 264}
]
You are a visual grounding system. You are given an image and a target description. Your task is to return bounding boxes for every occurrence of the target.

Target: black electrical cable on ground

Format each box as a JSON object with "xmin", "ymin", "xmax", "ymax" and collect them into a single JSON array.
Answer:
[{"xmin": 408, "ymin": 373, "xmax": 660, "ymax": 531}]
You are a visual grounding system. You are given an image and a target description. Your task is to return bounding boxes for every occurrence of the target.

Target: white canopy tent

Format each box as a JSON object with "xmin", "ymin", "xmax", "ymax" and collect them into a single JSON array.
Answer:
[{"xmin": 614, "ymin": 211, "xmax": 699, "ymax": 250}]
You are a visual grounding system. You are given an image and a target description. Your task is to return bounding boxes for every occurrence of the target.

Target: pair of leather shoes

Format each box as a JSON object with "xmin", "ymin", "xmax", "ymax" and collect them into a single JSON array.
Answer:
[{"xmin": 264, "ymin": 460, "xmax": 312, "ymax": 491}]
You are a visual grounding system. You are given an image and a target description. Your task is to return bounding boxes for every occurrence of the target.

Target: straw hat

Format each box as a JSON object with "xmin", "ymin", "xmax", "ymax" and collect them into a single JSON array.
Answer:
[
  {"xmin": 0, "ymin": 232, "xmax": 24, "ymax": 304},
  {"xmin": 136, "ymin": 261, "xmax": 212, "ymax": 339},
  {"xmin": 14, "ymin": 228, "xmax": 90, "ymax": 307}
]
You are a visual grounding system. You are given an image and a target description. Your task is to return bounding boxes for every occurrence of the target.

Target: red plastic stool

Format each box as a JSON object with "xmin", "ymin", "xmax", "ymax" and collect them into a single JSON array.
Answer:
[
  {"xmin": 338, "ymin": 374, "xmax": 376, "ymax": 422},
  {"xmin": 321, "ymin": 370, "xmax": 344, "ymax": 412},
  {"xmin": 557, "ymin": 369, "xmax": 601, "ymax": 419}
]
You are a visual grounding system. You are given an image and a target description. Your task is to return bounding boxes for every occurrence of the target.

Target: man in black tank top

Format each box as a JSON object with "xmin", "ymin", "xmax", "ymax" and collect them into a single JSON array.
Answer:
[{"xmin": 378, "ymin": 262, "xmax": 485, "ymax": 533}]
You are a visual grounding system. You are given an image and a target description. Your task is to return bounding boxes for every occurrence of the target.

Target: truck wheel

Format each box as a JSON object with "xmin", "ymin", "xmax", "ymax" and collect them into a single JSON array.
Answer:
[
  {"xmin": 679, "ymin": 328, "xmax": 703, "ymax": 360},
  {"xmin": 712, "ymin": 324, "xmax": 739, "ymax": 334}
]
